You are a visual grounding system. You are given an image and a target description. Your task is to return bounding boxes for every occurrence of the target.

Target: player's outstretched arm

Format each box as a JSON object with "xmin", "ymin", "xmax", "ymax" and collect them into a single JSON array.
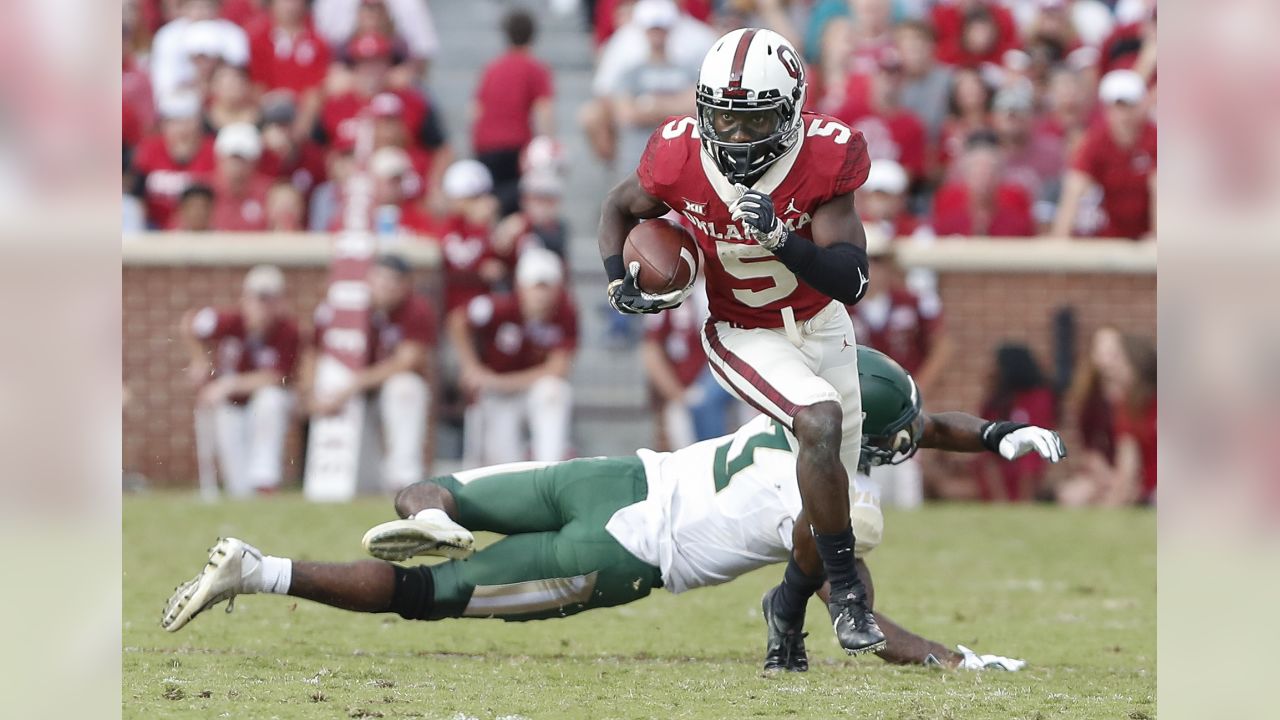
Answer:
[{"xmin": 920, "ymin": 412, "xmax": 1067, "ymax": 462}]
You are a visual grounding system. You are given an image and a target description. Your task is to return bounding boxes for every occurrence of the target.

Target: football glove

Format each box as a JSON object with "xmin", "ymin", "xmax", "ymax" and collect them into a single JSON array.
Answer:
[
  {"xmin": 981, "ymin": 422, "xmax": 1067, "ymax": 463},
  {"xmin": 728, "ymin": 184, "xmax": 787, "ymax": 250},
  {"xmin": 606, "ymin": 261, "xmax": 690, "ymax": 315},
  {"xmin": 956, "ymin": 644, "xmax": 1027, "ymax": 672}
]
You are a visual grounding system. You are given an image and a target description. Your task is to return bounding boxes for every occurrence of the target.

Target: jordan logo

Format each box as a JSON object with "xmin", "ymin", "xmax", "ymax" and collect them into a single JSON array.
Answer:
[
  {"xmin": 841, "ymin": 336, "xmax": 855, "ymax": 352},
  {"xmin": 784, "ymin": 198, "xmax": 800, "ymax": 214}
]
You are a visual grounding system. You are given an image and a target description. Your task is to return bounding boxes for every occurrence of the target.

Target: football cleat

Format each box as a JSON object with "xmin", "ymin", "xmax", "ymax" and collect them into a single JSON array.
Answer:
[
  {"xmin": 161, "ymin": 537, "xmax": 259, "ymax": 632},
  {"xmin": 761, "ymin": 585, "xmax": 809, "ymax": 672},
  {"xmin": 828, "ymin": 589, "xmax": 887, "ymax": 655},
  {"xmin": 361, "ymin": 516, "xmax": 475, "ymax": 561}
]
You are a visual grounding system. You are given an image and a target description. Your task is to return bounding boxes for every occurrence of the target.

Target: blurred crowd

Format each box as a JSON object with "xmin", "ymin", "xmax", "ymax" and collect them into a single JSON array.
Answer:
[{"xmin": 123, "ymin": 0, "xmax": 1156, "ymax": 507}]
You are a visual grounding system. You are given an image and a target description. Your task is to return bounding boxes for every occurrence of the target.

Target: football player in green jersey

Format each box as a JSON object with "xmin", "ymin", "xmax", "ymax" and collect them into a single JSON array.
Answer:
[{"xmin": 162, "ymin": 348, "xmax": 1062, "ymax": 672}]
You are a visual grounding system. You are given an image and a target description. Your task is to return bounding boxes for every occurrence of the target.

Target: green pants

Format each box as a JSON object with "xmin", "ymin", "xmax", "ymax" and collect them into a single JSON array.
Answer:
[{"xmin": 424, "ymin": 457, "xmax": 663, "ymax": 621}]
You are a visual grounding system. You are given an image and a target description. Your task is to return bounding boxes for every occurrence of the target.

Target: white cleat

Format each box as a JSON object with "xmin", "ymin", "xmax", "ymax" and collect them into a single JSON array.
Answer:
[
  {"xmin": 161, "ymin": 537, "xmax": 260, "ymax": 632},
  {"xmin": 361, "ymin": 517, "xmax": 475, "ymax": 561}
]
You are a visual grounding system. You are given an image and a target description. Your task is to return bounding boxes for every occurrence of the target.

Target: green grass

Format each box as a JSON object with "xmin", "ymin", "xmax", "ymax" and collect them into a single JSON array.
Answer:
[{"xmin": 124, "ymin": 495, "xmax": 1155, "ymax": 719}]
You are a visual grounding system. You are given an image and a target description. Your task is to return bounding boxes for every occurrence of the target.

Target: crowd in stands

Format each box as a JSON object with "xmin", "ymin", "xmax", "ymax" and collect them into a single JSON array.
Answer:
[{"xmin": 125, "ymin": 0, "xmax": 1156, "ymax": 505}]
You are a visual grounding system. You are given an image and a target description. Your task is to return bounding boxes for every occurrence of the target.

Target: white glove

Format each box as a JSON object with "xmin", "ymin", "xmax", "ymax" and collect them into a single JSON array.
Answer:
[
  {"xmin": 727, "ymin": 183, "xmax": 787, "ymax": 250},
  {"xmin": 998, "ymin": 426, "xmax": 1066, "ymax": 463},
  {"xmin": 957, "ymin": 645, "xmax": 1027, "ymax": 672}
]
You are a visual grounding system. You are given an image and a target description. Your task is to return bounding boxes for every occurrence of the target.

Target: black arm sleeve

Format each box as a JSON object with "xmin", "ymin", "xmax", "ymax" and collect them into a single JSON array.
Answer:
[{"xmin": 771, "ymin": 230, "xmax": 870, "ymax": 305}]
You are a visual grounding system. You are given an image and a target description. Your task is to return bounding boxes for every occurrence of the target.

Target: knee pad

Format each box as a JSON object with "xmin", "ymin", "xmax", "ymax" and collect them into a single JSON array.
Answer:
[{"xmin": 389, "ymin": 564, "xmax": 436, "ymax": 621}]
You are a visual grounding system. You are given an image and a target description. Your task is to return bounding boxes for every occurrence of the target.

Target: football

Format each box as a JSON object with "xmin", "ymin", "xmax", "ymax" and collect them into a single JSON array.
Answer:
[{"xmin": 623, "ymin": 218, "xmax": 699, "ymax": 294}]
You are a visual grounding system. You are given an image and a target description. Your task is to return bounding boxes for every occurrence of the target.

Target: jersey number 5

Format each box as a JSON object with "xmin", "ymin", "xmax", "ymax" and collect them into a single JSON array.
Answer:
[{"xmin": 716, "ymin": 241, "xmax": 799, "ymax": 308}]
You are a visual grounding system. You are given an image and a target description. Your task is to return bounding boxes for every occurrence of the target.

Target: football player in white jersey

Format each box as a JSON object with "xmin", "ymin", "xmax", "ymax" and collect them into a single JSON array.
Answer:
[{"xmin": 161, "ymin": 348, "xmax": 1062, "ymax": 672}]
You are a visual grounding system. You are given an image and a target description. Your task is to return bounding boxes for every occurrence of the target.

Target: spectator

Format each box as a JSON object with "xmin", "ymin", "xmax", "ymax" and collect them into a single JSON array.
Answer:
[
  {"xmin": 641, "ymin": 278, "xmax": 748, "ymax": 450},
  {"xmin": 492, "ymin": 170, "xmax": 571, "ymax": 262},
  {"xmin": 186, "ymin": 19, "xmax": 251, "ymax": 103},
  {"xmin": 1098, "ymin": 0, "xmax": 1156, "ymax": 81},
  {"xmin": 204, "ymin": 64, "xmax": 261, "ymax": 133},
  {"xmin": 894, "ymin": 20, "xmax": 954, "ymax": 144},
  {"xmin": 369, "ymin": 92, "xmax": 449, "ymax": 205},
  {"xmin": 854, "ymin": 159, "xmax": 920, "ymax": 239},
  {"xmin": 318, "ymin": 31, "xmax": 447, "ymax": 156},
  {"xmin": 450, "ymin": 247, "xmax": 577, "ymax": 465},
  {"xmin": 172, "ymin": 184, "xmax": 217, "ymax": 231},
  {"xmin": 150, "ymin": 0, "xmax": 250, "ymax": 109},
  {"xmin": 305, "ymin": 254, "xmax": 437, "ymax": 490},
  {"xmin": 209, "ymin": 122, "xmax": 274, "ymax": 231},
  {"xmin": 360, "ymin": 145, "xmax": 416, "ymax": 232},
  {"xmin": 971, "ymin": 343, "xmax": 1058, "ymax": 502},
  {"xmin": 610, "ymin": 1, "xmax": 699, "ymax": 177},
  {"xmin": 1037, "ymin": 65, "xmax": 1091, "ymax": 152},
  {"xmin": 593, "ymin": 0, "xmax": 714, "ymax": 48},
  {"xmin": 1051, "ymin": 69, "xmax": 1156, "ymax": 239},
  {"xmin": 246, "ymin": 0, "xmax": 331, "ymax": 139},
  {"xmin": 307, "ymin": 137, "xmax": 356, "ymax": 231},
  {"xmin": 132, "ymin": 92, "xmax": 217, "ymax": 228},
  {"xmin": 835, "ymin": 50, "xmax": 930, "ymax": 185},
  {"xmin": 472, "ymin": 8, "xmax": 556, "ymax": 217},
  {"xmin": 181, "ymin": 264, "xmax": 299, "ymax": 497},
  {"xmin": 313, "ymin": 0, "xmax": 438, "ymax": 82},
  {"xmin": 407, "ymin": 160, "xmax": 510, "ymax": 315},
  {"xmin": 265, "ymin": 182, "xmax": 306, "ymax": 231},
  {"xmin": 931, "ymin": 0, "xmax": 1020, "ymax": 68},
  {"xmin": 258, "ymin": 93, "xmax": 328, "ymax": 200},
  {"xmin": 936, "ymin": 67, "xmax": 993, "ymax": 175},
  {"xmin": 931, "ymin": 129, "xmax": 1036, "ymax": 237},
  {"xmin": 986, "ymin": 82, "xmax": 1065, "ymax": 216},
  {"xmin": 811, "ymin": 0, "xmax": 896, "ymax": 114},
  {"xmin": 1057, "ymin": 330, "xmax": 1156, "ymax": 506},
  {"xmin": 583, "ymin": 0, "xmax": 714, "ymax": 164}
]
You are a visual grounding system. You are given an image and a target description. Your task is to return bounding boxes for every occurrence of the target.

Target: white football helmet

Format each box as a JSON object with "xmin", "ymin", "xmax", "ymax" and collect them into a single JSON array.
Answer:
[{"xmin": 695, "ymin": 28, "xmax": 807, "ymax": 185}]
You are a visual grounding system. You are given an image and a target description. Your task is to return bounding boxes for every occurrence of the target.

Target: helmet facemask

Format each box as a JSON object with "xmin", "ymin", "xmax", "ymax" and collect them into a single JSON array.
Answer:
[
  {"xmin": 859, "ymin": 411, "xmax": 925, "ymax": 473},
  {"xmin": 696, "ymin": 86, "xmax": 802, "ymax": 186}
]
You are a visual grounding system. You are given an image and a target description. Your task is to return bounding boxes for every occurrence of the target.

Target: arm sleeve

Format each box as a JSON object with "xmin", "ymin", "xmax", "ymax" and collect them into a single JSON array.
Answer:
[{"xmin": 772, "ymin": 237, "xmax": 870, "ymax": 305}]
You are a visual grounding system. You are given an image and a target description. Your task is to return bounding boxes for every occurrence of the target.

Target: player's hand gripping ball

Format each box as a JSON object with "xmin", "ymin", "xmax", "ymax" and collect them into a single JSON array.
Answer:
[{"xmin": 729, "ymin": 184, "xmax": 788, "ymax": 250}]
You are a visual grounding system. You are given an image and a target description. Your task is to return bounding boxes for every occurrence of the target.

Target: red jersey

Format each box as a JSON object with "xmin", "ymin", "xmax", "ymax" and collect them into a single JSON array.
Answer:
[
  {"xmin": 1070, "ymin": 121, "xmax": 1157, "ymax": 239},
  {"xmin": 208, "ymin": 173, "xmax": 276, "ymax": 232},
  {"xmin": 465, "ymin": 292, "xmax": 578, "ymax": 374},
  {"xmin": 644, "ymin": 300, "xmax": 708, "ymax": 388},
  {"xmin": 1114, "ymin": 397, "xmax": 1157, "ymax": 503},
  {"xmin": 847, "ymin": 287, "xmax": 942, "ymax": 375},
  {"xmin": 320, "ymin": 88, "xmax": 429, "ymax": 149},
  {"xmin": 930, "ymin": 181, "xmax": 1036, "ymax": 237},
  {"xmin": 419, "ymin": 214, "xmax": 515, "ymax": 314},
  {"xmin": 637, "ymin": 113, "xmax": 871, "ymax": 329},
  {"xmin": 247, "ymin": 21, "xmax": 331, "ymax": 95},
  {"xmin": 191, "ymin": 307, "xmax": 299, "ymax": 402},
  {"xmin": 471, "ymin": 49, "xmax": 553, "ymax": 154},
  {"xmin": 313, "ymin": 293, "xmax": 438, "ymax": 374},
  {"xmin": 133, "ymin": 135, "xmax": 217, "ymax": 228}
]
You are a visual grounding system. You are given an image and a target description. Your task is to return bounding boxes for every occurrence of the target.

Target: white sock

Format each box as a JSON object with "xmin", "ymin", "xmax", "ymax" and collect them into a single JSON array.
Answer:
[
  {"xmin": 253, "ymin": 555, "xmax": 293, "ymax": 595},
  {"xmin": 411, "ymin": 508, "xmax": 457, "ymax": 526}
]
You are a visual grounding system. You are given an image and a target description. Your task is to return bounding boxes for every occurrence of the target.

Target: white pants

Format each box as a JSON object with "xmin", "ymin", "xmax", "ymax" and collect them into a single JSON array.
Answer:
[
  {"xmin": 864, "ymin": 457, "xmax": 924, "ymax": 509},
  {"xmin": 211, "ymin": 385, "xmax": 291, "ymax": 497},
  {"xmin": 465, "ymin": 375, "xmax": 572, "ymax": 466},
  {"xmin": 376, "ymin": 371, "xmax": 430, "ymax": 490},
  {"xmin": 702, "ymin": 300, "xmax": 864, "ymax": 476}
]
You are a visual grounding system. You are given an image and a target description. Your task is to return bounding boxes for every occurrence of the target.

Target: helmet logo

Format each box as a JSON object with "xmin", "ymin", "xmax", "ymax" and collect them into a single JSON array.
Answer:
[{"xmin": 777, "ymin": 43, "xmax": 802, "ymax": 81}]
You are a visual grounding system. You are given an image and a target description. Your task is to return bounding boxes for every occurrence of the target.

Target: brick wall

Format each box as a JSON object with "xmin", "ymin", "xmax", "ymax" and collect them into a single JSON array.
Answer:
[{"xmin": 123, "ymin": 250, "xmax": 1155, "ymax": 490}]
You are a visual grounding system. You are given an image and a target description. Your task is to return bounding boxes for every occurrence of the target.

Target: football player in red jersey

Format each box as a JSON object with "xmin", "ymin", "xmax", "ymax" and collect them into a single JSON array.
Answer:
[{"xmin": 598, "ymin": 28, "xmax": 884, "ymax": 654}]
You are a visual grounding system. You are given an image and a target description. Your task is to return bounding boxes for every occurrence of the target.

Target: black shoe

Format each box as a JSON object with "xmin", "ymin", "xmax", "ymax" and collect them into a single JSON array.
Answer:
[
  {"xmin": 828, "ymin": 589, "xmax": 886, "ymax": 655},
  {"xmin": 761, "ymin": 586, "xmax": 809, "ymax": 672}
]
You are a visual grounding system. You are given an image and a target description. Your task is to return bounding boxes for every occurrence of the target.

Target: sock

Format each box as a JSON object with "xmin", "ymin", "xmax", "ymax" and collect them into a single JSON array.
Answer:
[
  {"xmin": 411, "ymin": 508, "xmax": 456, "ymax": 525},
  {"xmin": 813, "ymin": 526, "xmax": 859, "ymax": 599},
  {"xmin": 246, "ymin": 555, "xmax": 292, "ymax": 595},
  {"xmin": 773, "ymin": 556, "xmax": 825, "ymax": 623}
]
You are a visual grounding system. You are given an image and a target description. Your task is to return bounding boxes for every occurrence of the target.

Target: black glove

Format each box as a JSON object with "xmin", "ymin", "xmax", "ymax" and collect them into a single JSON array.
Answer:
[
  {"xmin": 606, "ymin": 261, "xmax": 689, "ymax": 315},
  {"xmin": 728, "ymin": 185, "xmax": 788, "ymax": 250}
]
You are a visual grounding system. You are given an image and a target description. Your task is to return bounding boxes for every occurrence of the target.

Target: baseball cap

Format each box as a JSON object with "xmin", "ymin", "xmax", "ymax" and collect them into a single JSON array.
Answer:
[
  {"xmin": 442, "ymin": 159, "xmax": 493, "ymax": 199},
  {"xmin": 863, "ymin": 160, "xmax": 908, "ymax": 195},
  {"xmin": 1098, "ymin": 69, "xmax": 1146, "ymax": 105},
  {"xmin": 993, "ymin": 84, "xmax": 1034, "ymax": 113},
  {"xmin": 184, "ymin": 20, "xmax": 232, "ymax": 60},
  {"xmin": 243, "ymin": 264, "xmax": 285, "ymax": 296},
  {"xmin": 370, "ymin": 146, "xmax": 411, "ymax": 179},
  {"xmin": 632, "ymin": 0, "xmax": 679, "ymax": 30},
  {"xmin": 215, "ymin": 122, "xmax": 263, "ymax": 161},
  {"xmin": 520, "ymin": 169, "xmax": 563, "ymax": 198},
  {"xmin": 369, "ymin": 92, "xmax": 405, "ymax": 118},
  {"xmin": 516, "ymin": 247, "xmax": 564, "ymax": 287},
  {"xmin": 346, "ymin": 32, "xmax": 395, "ymax": 63},
  {"xmin": 158, "ymin": 91, "xmax": 201, "ymax": 121}
]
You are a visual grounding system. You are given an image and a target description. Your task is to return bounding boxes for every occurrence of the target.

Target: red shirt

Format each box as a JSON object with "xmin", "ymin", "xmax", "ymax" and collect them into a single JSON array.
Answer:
[
  {"xmin": 930, "ymin": 181, "xmax": 1036, "ymax": 237},
  {"xmin": 133, "ymin": 135, "xmax": 217, "ymax": 228},
  {"xmin": 644, "ymin": 301, "xmax": 708, "ymax": 388},
  {"xmin": 637, "ymin": 113, "xmax": 871, "ymax": 329},
  {"xmin": 1114, "ymin": 397, "xmax": 1157, "ymax": 503},
  {"xmin": 837, "ymin": 107, "xmax": 929, "ymax": 182},
  {"xmin": 411, "ymin": 214, "xmax": 515, "ymax": 314},
  {"xmin": 847, "ymin": 287, "xmax": 942, "ymax": 375},
  {"xmin": 248, "ymin": 22, "xmax": 331, "ymax": 95},
  {"xmin": 1070, "ymin": 121, "xmax": 1157, "ymax": 239},
  {"xmin": 258, "ymin": 141, "xmax": 328, "ymax": 198},
  {"xmin": 320, "ymin": 88, "xmax": 430, "ymax": 149},
  {"xmin": 191, "ymin": 307, "xmax": 300, "ymax": 402},
  {"xmin": 931, "ymin": 1, "xmax": 1021, "ymax": 67},
  {"xmin": 471, "ymin": 49, "xmax": 553, "ymax": 154},
  {"xmin": 465, "ymin": 292, "xmax": 578, "ymax": 374},
  {"xmin": 313, "ymin": 294, "xmax": 438, "ymax": 372},
  {"xmin": 208, "ymin": 173, "xmax": 275, "ymax": 232}
]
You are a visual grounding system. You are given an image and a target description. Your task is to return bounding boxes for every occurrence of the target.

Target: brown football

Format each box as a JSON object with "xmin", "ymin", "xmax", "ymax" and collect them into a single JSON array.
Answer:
[{"xmin": 623, "ymin": 218, "xmax": 699, "ymax": 294}]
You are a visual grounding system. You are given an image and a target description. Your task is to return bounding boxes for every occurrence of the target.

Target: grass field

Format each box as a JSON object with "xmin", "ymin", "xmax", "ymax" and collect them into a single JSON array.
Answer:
[{"xmin": 123, "ymin": 494, "xmax": 1155, "ymax": 719}]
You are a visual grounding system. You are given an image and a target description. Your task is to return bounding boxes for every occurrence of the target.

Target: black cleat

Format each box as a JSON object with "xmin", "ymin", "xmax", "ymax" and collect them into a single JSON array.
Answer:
[
  {"xmin": 828, "ymin": 589, "xmax": 886, "ymax": 655},
  {"xmin": 761, "ymin": 585, "xmax": 809, "ymax": 672}
]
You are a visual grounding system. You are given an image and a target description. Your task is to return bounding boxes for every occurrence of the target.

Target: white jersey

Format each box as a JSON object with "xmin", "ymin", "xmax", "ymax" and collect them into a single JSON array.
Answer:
[{"xmin": 605, "ymin": 415, "xmax": 882, "ymax": 594}]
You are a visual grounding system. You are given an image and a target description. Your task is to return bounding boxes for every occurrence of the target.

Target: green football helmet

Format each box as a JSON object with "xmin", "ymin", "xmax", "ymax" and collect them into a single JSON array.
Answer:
[{"xmin": 857, "ymin": 346, "xmax": 924, "ymax": 471}]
